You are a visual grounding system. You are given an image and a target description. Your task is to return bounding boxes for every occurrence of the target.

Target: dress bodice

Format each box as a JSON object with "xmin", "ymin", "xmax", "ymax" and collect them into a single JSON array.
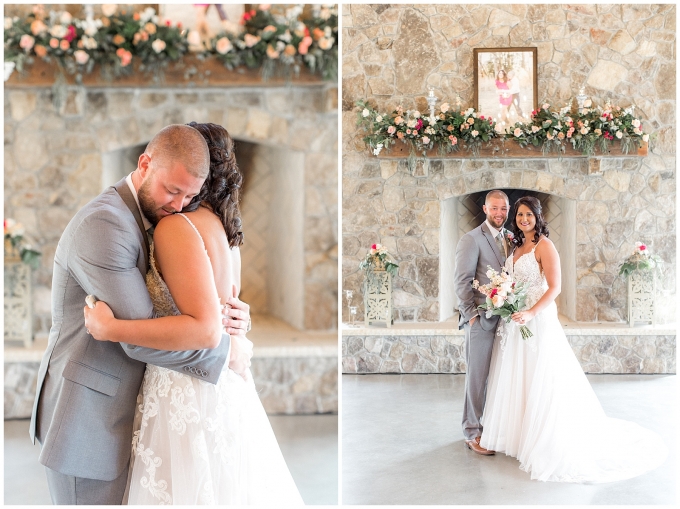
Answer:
[
  {"xmin": 146, "ymin": 242, "xmax": 181, "ymax": 318},
  {"xmin": 506, "ymin": 243, "xmax": 549, "ymax": 310}
]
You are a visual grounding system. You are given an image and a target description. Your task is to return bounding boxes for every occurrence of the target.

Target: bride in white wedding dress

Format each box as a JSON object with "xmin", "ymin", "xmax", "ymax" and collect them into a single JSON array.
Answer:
[
  {"xmin": 480, "ymin": 196, "xmax": 667, "ymax": 483},
  {"xmin": 84, "ymin": 122, "xmax": 303, "ymax": 504}
]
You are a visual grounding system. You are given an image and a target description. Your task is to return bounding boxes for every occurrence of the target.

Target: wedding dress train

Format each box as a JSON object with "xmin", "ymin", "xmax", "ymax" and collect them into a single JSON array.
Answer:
[
  {"xmin": 480, "ymin": 241, "xmax": 667, "ymax": 483},
  {"xmin": 124, "ymin": 215, "xmax": 303, "ymax": 504}
]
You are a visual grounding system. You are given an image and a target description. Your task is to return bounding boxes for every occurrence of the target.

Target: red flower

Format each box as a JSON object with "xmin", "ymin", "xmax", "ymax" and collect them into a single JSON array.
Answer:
[
  {"xmin": 490, "ymin": 288, "xmax": 498, "ymax": 297},
  {"xmin": 177, "ymin": 22, "xmax": 182, "ymax": 28},
  {"xmin": 64, "ymin": 25, "xmax": 76, "ymax": 42},
  {"xmin": 371, "ymin": 244, "xmax": 377, "ymax": 250},
  {"xmin": 639, "ymin": 245, "xmax": 647, "ymax": 251},
  {"xmin": 165, "ymin": 20, "xmax": 171, "ymax": 26},
  {"xmin": 480, "ymin": 115, "xmax": 485, "ymax": 120},
  {"xmin": 415, "ymin": 118, "xmax": 423, "ymax": 130}
]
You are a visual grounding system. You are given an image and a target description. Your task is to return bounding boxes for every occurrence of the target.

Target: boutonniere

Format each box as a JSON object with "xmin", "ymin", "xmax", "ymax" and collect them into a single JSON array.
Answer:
[{"xmin": 504, "ymin": 230, "xmax": 514, "ymax": 243}]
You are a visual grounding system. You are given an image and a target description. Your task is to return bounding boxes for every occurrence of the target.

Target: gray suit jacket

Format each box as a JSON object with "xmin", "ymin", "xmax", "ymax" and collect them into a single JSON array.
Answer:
[
  {"xmin": 454, "ymin": 222, "xmax": 513, "ymax": 331},
  {"xmin": 30, "ymin": 178, "xmax": 230, "ymax": 481}
]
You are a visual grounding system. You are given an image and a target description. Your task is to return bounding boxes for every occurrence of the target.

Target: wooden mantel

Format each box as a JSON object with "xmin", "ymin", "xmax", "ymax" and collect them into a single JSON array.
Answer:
[
  {"xmin": 374, "ymin": 138, "xmax": 648, "ymax": 159},
  {"xmin": 5, "ymin": 56, "xmax": 331, "ymax": 88}
]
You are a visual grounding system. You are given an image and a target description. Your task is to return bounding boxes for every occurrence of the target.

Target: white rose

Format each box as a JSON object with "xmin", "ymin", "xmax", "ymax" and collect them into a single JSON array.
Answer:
[
  {"xmin": 632, "ymin": 118, "xmax": 640, "ymax": 128},
  {"xmin": 376, "ymin": 115, "xmax": 383, "ymax": 122},
  {"xmin": 60, "ymin": 11, "xmax": 73, "ymax": 25},
  {"xmin": 514, "ymin": 128, "xmax": 522, "ymax": 137},
  {"xmin": 486, "ymin": 269, "xmax": 495, "ymax": 278},
  {"xmin": 151, "ymin": 39, "xmax": 166, "ymax": 53},
  {"xmin": 542, "ymin": 103, "xmax": 550, "ymax": 110},
  {"xmin": 471, "ymin": 130, "xmax": 478, "ymax": 137},
  {"xmin": 49, "ymin": 24, "xmax": 68, "ymax": 38},
  {"xmin": 440, "ymin": 103, "xmax": 450, "ymax": 113},
  {"xmin": 4, "ymin": 17, "xmax": 13, "ymax": 30},
  {"xmin": 580, "ymin": 127, "xmax": 589, "ymax": 135},
  {"xmin": 531, "ymin": 125, "xmax": 540, "ymax": 133},
  {"xmin": 362, "ymin": 108, "xmax": 370, "ymax": 118},
  {"xmin": 413, "ymin": 110, "xmax": 421, "ymax": 118},
  {"xmin": 492, "ymin": 294, "xmax": 506, "ymax": 307},
  {"xmin": 642, "ymin": 134, "xmax": 649, "ymax": 142},
  {"xmin": 82, "ymin": 35, "xmax": 98, "ymax": 49},
  {"xmin": 616, "ymin": 131, "xmax": 623, "ymax": 139},
  {"xmin": 465, "ymin": 108, "xmax": 474, "ymax": 116},
  {"xmin": 633, "ymin": 127, "xmax": 641, "ymax": 135}
]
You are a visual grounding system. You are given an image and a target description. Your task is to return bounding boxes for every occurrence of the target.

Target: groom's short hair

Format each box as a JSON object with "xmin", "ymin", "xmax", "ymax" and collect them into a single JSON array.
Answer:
[
  {"xmin": 485, "ymin": 190, "xmax": 509, "ymax": 204},
  {"xmin": 145, "ymin": 124, "xmax": 210, "ymax": 179}
]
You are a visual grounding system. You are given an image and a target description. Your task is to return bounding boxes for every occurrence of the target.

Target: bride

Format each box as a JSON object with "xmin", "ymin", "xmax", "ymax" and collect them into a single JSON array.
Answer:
[
  {"xmin": 480, "ymin": 196, "xmax": 667, "ymax": 483},
  {"xmin": 84, "ymin": 122, "xmax": 304, "ymax": 504}
]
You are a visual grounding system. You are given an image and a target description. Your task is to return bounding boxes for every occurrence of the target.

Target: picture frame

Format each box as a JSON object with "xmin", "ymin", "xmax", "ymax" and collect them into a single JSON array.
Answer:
[{"xmin": 473, "ymin": 47, "xmax": 538, "ymax": 132}]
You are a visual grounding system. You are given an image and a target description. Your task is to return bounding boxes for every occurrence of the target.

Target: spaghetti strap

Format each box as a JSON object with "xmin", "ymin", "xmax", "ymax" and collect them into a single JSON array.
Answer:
[
  {"xmin": 532, "ymin": 236, "xmax": 543, "ymax": 251},
  {"xmin": 175, "ymin": 212, "xmax": 207, "ymax": 250}
]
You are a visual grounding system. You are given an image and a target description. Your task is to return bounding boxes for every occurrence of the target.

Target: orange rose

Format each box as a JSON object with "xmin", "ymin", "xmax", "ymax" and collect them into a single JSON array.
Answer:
[
  {"xmin": 116, "ymin": 47, "xmax": 132, "ymax": 66},
  {"xmin": 60, "ymin": 39, "xmax": 70, "ymax": 51},
  {"xmin": 312, "ymin": 27, "xmax": 324, "ymax": 40},
  {"xmin": 101, "ymin": 17, "xmax": 111, "ymax": 27},
  {"xmin": 49, "ymin": 38, "xmax": 59, "ymax": 49},
  {"xmin": 284, "ymin": 44, "xmax": 296, "ymax": 56},
  {"xmin": 133, "ymin": 12, "xmax": 141, "ymax": 21},
  {"xmin": 34, "ymin": 44, "xmax": 47, "ymax": 57},
  {"xmin": 113, "ymin": 34, "xmax": 126, "ymax": 45}
]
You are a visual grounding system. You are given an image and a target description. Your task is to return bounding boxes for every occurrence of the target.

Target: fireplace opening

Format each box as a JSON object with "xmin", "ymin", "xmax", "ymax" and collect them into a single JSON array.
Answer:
[{"xmin": 441, "ymin": 189, "xmax": 576, "ymax": 322}]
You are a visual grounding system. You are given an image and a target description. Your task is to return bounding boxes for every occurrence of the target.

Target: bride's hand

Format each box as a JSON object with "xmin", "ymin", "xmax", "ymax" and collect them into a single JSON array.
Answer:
[
  {"xmin": 511, "ymin": 309, "xmax": 535, "ymax": 325},
  {"xmin": 84, "ymin": 300, "xmax": 116, "ymax": 341}
]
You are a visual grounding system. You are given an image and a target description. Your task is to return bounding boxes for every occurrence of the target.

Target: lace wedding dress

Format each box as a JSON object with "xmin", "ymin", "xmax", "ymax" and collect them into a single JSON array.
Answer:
[
  {"xmin": 480, "ymin": 240, "xmax": 667, "ymax": 483},
  {"xmin": 124, "ymin": 214, "xmax": 303, "ymax": 505}
]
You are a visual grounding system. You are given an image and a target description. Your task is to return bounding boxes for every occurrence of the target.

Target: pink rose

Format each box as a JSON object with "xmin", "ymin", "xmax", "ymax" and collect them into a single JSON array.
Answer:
[
  {"xmin": 19, "ymin": 34, "xmax": 35, "ymax": 50},
  {"xmin": 74, "ymin": 49, "xmax": 89, "ymax": 64},
  {"xmin": 49, "ymin": 38, "xmax": 59, "ymax": 49},
  {"xmin": 60, "ymin": 39, "xmax": 70, "ymax": 51},
  {"xmin": 387, "ymin": 126, "xmax": 396, "ymax": 135},
  {"xmin": 116, "ymin": 48, "xmax": 132, "ymax": 66},
  {"xmin": 298, "ymin": 36, "xmax": 312, "ymax": 55},
  {"xmin": 422, "ymin": 136, "xmax": 430, "ymax": 144},
  {"xmin": 244, "ymin": 33, "xmax": 261, "ymax": 48},
  {"xmin": 215, "ymin": 37, "xmax": 232, "ymax": 55}
]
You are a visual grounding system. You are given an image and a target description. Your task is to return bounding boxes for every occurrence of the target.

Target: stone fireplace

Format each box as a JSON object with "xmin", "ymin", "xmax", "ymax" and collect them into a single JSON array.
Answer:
[
  {"xmin": 4, "ymin": 75, "xmax": 338, "ymax": 416},
  {"xmin": 341, "ymin": 3, "xmax": 675, "ymax": 375}
]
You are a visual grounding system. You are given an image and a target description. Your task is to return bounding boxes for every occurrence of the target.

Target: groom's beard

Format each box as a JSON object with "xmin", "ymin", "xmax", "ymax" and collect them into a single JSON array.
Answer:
[
  {"xmin": 138, "ymin": 179, "xmax": 173, "ymax": 226},
  {"xmin": 486, "ymin": 215, "xmax": 506, "ymax": 230}
]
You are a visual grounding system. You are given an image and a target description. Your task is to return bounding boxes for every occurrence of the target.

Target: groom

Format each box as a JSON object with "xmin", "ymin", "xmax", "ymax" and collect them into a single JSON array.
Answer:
[
  {"xmin": 454, "ymin": 190, "xmax": 511, "ymax": 455},
  {"xmin": 30, "ymin": 124, "xmax": 253, "ymax": 505}
]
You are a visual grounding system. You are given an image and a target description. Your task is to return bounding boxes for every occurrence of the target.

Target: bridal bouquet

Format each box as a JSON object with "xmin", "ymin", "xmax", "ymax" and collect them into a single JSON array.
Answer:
[{"xmin": 472, "ymin": 266, "xmax": 533, "ymax": 339}]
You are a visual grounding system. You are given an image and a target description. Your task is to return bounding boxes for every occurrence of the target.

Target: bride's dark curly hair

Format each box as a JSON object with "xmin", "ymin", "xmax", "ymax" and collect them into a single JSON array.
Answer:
[
  {"xmin": 184, "ymin": 122, "xmax": 244, "ymax": 247},
  {"xmin": 510, "ymin": 196, "xmax": 549, "ymax": 248}
]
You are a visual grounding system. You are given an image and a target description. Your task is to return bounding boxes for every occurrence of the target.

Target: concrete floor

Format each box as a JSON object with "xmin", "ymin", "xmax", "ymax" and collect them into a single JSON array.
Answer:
[
  {"xmin": 5, "ymin": 414, "xmax": 338, "ymax": 505},
  {"xmin": 343, "ymin": 374, "xmax": 676, "ymax": 505}
]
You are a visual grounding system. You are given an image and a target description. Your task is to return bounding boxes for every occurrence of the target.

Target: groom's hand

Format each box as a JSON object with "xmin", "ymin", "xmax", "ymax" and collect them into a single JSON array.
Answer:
[{"xmin": 222, "ymin": 294, "xmax": 251, "ymax": 336}]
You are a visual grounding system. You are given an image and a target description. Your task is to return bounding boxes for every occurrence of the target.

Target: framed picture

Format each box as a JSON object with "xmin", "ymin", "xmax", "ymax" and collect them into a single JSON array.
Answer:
[{"xmin": 473, "ymin": 47, "xmax": 538, "ymax": 132}]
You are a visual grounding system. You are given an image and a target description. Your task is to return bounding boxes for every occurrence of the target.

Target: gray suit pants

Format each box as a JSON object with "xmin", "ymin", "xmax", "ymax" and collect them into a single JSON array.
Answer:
[
  {"xmin": 44, "ymin": 464, "xmax": 128, "ymax": 505},
  {"xmin": 461, "ymin": 319, "xmax": 496, "ymax": 441}
]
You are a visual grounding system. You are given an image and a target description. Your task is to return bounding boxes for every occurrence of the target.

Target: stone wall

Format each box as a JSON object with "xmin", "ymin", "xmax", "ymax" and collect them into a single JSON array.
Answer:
[
  {"xmin": 342, "ymin": 331, "xmax": 676, "ymax": 375},
  {"xmin": 4, "ymin": 83, "xmax": 338, "ymax": 332},
  {"xmin": 342, "ymin": 4, "xmax": 676, "ymax": 323}
]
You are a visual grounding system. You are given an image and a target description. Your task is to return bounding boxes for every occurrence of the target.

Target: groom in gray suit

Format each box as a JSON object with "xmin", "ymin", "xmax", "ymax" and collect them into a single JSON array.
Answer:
[
  {"xmin": 30, "ymin": 124, "xmax": 252, "ymax": 504},
  {"xmin": 454, "ymin": 190, "xmax": 511, "ymax": 455}
]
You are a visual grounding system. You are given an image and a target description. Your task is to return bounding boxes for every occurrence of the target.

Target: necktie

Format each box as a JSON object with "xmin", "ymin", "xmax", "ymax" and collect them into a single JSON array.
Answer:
[{"xmin": 495, "ymin": 232, "xmax": 506, "ymax": 260}]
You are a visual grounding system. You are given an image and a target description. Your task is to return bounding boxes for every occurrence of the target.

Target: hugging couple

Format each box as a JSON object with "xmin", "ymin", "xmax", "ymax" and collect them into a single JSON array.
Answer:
[{"xmin": 31, "ymin": 123, "xmax": 303, "ymax": 505}]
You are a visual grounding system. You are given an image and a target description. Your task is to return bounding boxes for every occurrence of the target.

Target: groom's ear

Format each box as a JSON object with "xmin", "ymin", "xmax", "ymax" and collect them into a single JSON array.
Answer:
[{"xmin": 138, "ymin": 153, "xmax": 152, "ymax": 178}]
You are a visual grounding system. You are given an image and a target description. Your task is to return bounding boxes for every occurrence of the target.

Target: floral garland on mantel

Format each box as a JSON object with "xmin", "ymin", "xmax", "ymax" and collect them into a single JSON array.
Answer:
[
  {"xmin": 4, "ymin": 4, "xmax": 337, "ymax": 82},
  {"xmin": 357, "ymin": 99, "xmax": 650, "ymax": 161}
]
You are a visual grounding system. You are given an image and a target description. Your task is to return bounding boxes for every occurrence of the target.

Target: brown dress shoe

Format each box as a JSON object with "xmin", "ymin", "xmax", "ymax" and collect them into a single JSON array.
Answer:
[{"xmin": 465, "ymin": 436, "xmax": 495, "ymax": 455}]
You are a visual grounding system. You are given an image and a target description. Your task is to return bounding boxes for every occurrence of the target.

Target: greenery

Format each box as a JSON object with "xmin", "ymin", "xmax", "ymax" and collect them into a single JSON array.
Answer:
[
  {"xmin": 359, "ymin": 244, "xmax": 399, "ymax": 286},
  {"xmin": 618, "ymin": 243, "xmax": 663, "ymax": 278},
  {"xmin": 357, "ymin": 99, "xmax": 650, "ymax": 162},
  {"xmin": 4, "ymin": 219, "xmax": 41, "ymax": 270},
  {"xmin": 210, "ymin": 4, "xmax": 338, "ymax": 81},
  {"xmin": 4, "ymin": 5, "xmax": 338, "ymax": 82}
]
